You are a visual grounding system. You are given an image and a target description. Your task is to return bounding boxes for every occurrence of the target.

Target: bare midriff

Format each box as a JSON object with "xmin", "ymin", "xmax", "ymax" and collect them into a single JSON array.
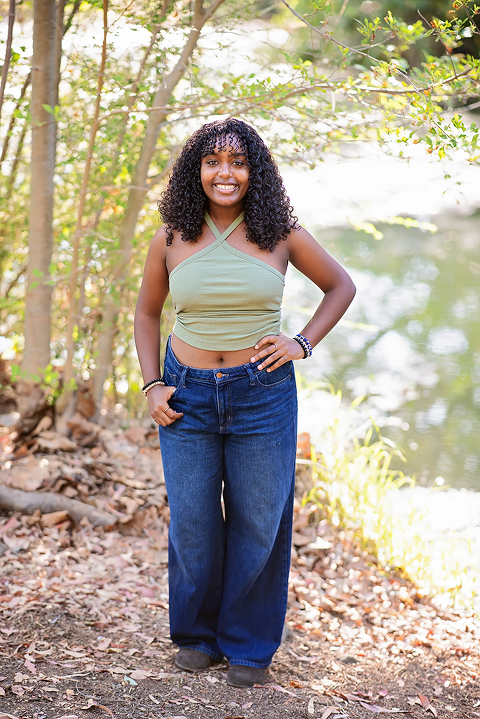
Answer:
[{"xmin": 171, "ymin": 334, "xmax": 274, "ymax": 369}]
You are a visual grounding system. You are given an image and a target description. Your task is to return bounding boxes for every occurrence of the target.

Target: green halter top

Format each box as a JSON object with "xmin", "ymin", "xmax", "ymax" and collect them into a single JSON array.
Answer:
[{"xmin": 168, "ymin": 212, "xmax": 285, "ymax": 351}]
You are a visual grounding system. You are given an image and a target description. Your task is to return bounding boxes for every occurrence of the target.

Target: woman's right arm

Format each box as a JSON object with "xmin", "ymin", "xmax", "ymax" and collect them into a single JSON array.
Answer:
[{"xmin": 134, "ymin": 226, "xmax": 183, "ymax": 426}]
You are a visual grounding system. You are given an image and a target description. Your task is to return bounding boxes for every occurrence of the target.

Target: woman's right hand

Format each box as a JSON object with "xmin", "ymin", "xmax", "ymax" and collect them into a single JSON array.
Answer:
[{"xmin": 147, "ymin": 384, "xmax": 184, "ymax": 426}]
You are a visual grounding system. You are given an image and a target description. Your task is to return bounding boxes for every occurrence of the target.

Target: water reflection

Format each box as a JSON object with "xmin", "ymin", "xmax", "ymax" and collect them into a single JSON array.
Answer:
[{"xmin": 283, "ymin": 212, "xmax": 480, "ymax": 491}]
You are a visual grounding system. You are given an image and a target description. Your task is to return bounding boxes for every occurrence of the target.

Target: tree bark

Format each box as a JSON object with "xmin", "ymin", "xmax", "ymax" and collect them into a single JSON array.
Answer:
[
  {"xmin": 92, "ymin": 0, "xmax": 226, "ymax": 411},
  {"xmin": 22, "ymin": 0, "xmax": 58, "ymax": 376}
]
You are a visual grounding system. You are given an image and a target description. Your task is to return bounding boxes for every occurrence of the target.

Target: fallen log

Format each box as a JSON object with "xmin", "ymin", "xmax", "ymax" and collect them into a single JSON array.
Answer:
[{"xmin": 0, "ymin": 485, "xmax": 116, "ymax": 528}]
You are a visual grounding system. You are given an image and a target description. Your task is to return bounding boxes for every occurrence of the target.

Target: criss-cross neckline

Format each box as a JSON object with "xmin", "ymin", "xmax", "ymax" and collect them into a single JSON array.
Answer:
[
  {"xmin": 204, "ymin": 211, "xmax": 244, "ymax": 243},
  {"xmin": 168, "ymin": 210, "xmax": 285, "ymax": 281}
]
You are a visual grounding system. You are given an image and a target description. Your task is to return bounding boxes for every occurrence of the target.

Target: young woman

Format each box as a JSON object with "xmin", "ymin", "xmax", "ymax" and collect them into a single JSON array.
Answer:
[{"xmin": 134, "ymin": 118, "xmax": 355, "ymax": 688}]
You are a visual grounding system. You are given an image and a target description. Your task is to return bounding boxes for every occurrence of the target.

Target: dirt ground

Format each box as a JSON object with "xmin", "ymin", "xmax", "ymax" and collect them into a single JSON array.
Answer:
[
  {"xmin": 1, "ymin": 513, "xmax": 479, "ymax": 719},
  {"xmin": 1, "ymin": 409, "xmax": 479, "ymax": 718}
]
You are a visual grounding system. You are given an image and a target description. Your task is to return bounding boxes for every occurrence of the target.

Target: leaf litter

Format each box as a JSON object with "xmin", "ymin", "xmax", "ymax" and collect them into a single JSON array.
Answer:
[{"xmin": 0, "ymin": 406, "xmax": 480, "ymax": 717}]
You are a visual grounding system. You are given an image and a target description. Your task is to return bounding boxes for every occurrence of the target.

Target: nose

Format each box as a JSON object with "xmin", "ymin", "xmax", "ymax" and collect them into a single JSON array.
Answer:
[{"xmin": 217, "ymin": 162, "xmax": 231, "ymax": 178}]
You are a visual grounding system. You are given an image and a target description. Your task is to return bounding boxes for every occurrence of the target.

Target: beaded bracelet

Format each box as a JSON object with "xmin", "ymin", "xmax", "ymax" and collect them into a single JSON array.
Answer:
[
  {"xmin": 293, "ymin": 333, "xmax": 313, "ymax": 359},
  {"xmin": 142, "ymin": 378, "xmax": 165, "ymax": 396}
]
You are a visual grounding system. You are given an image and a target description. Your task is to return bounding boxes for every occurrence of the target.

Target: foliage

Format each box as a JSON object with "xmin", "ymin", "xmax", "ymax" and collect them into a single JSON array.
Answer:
[
  {"xmin": 0, "ymin": 0, "xmax": 479, "ymax": 406},
  {"xmin": 298, "ymin": 385, "xmax": 480, "ymax": 611}
]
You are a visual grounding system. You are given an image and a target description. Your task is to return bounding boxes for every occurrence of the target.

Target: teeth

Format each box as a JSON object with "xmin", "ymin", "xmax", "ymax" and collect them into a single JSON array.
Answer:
[{"xmin": 216, "ymin": 184, "xmax": 236, "ymax": 189}]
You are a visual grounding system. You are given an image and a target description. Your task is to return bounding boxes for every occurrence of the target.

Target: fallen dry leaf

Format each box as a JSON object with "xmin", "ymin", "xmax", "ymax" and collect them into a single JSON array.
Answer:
[
  {"xmin": 360, "ymin": 704, "xmax": 413, "ymax": 714},
  {"xmin": 24, "ymin": 657, "xmax": 36, "ymax": 673},
  {"xmin": 36, "ymin": 430, "xmax": 78, "ymax": 452},
  {"xmin": 417, "ymin": 694, "xmax": 437, "ymax": 716},
  {"xmin": 80, "ymin": 699, "xmax": 114, "ymax": 717},
  {"xmin": 129, "ymin": 668, "xmax": 154, "ymax": 681},
  {"xmin": 321, "ymin": 708, "xmax": 339, "ymax": 719},
  {"xmin": 40, "ymin": 510, "xmax": 70, "ymax": 528}
]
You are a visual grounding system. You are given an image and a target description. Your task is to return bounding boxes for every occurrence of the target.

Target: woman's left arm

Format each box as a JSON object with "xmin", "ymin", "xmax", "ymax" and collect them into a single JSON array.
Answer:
[{"xmin": 252, "ymin": 226, "xmax": 356, "ymax": 371}]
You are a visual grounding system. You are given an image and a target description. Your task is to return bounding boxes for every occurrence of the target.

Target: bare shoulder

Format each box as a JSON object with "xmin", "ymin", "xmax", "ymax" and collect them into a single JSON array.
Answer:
[
  {"xmin": 149, "ymin": 224, "xmax": 168, "ymax": 252},
  {"xmin": 285, "ymin": 223, "xmax": 320, "ymax": 255},
  {"xmin": 284, "ymin": 222, "xmax": 353, "ymax": 292}
]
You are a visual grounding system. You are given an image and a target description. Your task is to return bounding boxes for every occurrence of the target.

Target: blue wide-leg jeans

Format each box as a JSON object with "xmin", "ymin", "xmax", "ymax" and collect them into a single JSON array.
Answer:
[{"xmin": 158, "ymin": 337, "xmax": 297, "ymax": 668}]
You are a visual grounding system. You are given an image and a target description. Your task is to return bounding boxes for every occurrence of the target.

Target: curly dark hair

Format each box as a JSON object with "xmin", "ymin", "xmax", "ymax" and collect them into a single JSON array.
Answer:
[{"xmin": 158, "ymin": 118, "xmax": 299, "ymax": 251}]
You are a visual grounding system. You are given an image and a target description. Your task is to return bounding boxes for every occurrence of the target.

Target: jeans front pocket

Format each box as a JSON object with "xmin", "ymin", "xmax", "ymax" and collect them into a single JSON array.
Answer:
[
  {"xmin": 255, "ymin": 360, "xmax": 293, "ymax": 388},
  {"xmin": 163, "ymin": 366, "xmax": 181, "ymax": 399}
]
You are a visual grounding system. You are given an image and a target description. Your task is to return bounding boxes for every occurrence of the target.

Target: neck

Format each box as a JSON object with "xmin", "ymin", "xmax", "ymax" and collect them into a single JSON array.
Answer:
[{"xmin": 206, "ymin": 202, "xmax": 244, "ymax": 229}]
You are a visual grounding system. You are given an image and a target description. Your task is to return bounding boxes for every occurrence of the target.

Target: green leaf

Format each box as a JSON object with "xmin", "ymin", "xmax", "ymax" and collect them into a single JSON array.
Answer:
[
  {"xmin": 353, "ymin": 221, "xmax": 384, "ymax": 241},
  {"xmin": 10, "ymin": 364, "xmax": 21, "ymax": 382}
]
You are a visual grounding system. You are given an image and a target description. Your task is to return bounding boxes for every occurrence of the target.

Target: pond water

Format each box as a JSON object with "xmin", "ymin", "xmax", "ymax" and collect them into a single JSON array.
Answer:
[{"xmin": 283, "ymin": 211, "xmax": 480, "ymax": 491}]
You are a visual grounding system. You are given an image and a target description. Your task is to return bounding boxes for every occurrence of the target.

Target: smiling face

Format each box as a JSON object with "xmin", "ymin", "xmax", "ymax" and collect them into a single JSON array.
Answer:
[{"xmin": 200, "ymin": 134, "xmax": 250, "ymax": 212}]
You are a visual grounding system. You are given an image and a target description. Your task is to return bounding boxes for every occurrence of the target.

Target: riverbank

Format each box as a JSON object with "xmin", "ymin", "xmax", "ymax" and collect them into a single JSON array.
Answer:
[{"xmin": 296, "ymin": 383, "xmax": 480, "ymax": 615}]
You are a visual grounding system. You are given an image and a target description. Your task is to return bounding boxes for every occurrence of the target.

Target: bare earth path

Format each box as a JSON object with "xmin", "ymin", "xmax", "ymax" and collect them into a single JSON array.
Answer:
[
  {"xmin": 0, "ymin": 414, "xmax": 479, "ymax": 718},
  {"xmin": 1, "ymin": 511, "xmax": 479, "ymax": 719}
]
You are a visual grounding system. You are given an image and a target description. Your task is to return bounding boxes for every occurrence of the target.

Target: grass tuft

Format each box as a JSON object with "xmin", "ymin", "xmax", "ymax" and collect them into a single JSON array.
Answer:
[{"xmin": 297, "ymin": 383, "xmax": 480, "ymax": 613}]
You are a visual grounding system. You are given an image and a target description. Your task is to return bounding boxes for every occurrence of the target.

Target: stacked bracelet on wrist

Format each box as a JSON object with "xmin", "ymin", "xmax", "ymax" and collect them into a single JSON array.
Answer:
[
  {"xmin": 293, "ymin": 333, "xmax": 313, "ymax": 359},
  {"xmin": 142, "ymin": 378, "xmax": 165, "ymax": 396}
]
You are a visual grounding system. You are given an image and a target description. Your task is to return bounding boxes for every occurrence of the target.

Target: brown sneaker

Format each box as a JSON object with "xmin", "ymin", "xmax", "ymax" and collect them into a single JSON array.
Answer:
[
  {"xmin": 175, "ymin": 647, "xmax": 213, "ymax": 672},
  {"xmin": 227, "ymin": 665, "xmax": 267, "ymax": 688}
]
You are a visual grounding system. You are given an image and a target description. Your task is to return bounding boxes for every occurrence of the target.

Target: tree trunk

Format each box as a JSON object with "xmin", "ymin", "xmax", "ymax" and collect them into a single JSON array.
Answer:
[
  {"xmin": 22, "ymin": 0, "xmax": 58, "ymax": 376},
  {"xmin": 92, "ymin": 0, "xmax": 226, "ymax": 411}
]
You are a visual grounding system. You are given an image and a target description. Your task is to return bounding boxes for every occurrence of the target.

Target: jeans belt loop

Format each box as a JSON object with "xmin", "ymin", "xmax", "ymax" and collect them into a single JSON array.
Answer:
[
  {"xmin": 179, "ymin": 365, "xmax": 188, "ymax": 389},
  {"xmin": 245, "ymin": 364, "xmax": 256, "ymax": 386}
]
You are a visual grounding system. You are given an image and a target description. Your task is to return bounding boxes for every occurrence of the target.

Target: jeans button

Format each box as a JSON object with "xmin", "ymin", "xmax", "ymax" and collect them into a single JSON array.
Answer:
[{"xmin": 216, "ymin": 372, "xmax": 223, "ymax": 378}]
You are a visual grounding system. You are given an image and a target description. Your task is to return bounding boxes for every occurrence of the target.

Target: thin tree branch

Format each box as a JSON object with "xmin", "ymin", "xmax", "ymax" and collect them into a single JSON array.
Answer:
[
  {"xmin": 58, "ymin": 0, "xmax": 109, "ymax": 414},
  {"xmin": 0, "ymin": 0, "xmax": 81, "ymax": 168},
  {"xmin": 4, "ymin": 120, "xmax": 27, "ymax": 199},
  {"xmin": 204, "ymin": 0, "xmax": 226, "ymax": 21},
  {"xmin": 91, "ymin": 0, "xmax": 170, "ymax": 231},
  {"xmin": 280, "ymin": 0, "xmax": 425, "ymax": 94},
  {"xmin": 280, "ymin": 0, "xmax": 382, "ymax": 62},
  {"xmin": 417, "ymin": 9, "xmax": 458, "ymax": 79},
  {"xmin": 4, "ymin": 262, "xmax": 28, "ymax": 298},
  {"xmin": 0, "ymin": 0, "xmax": 16, "ymax": 124},
  {"xmin": 63, "ymin": 0, "xmax": 82, "ymax": 35},
  {"xmin": 54, "ymin": 0, "xmax": 67, "ymax": 108},
  {"xmin": 331, "ymin": 0, "xmax": 349, "ymax": 33},
  {"xmin": 0, "ymin": 72, "xmax": 31, "ymax": 167}
]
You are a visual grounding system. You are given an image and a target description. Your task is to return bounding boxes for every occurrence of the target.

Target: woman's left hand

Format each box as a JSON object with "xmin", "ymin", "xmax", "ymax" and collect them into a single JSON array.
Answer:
[{"xmin": 250, "ymin": 333, "xmax": 305, "ymax": 371}]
